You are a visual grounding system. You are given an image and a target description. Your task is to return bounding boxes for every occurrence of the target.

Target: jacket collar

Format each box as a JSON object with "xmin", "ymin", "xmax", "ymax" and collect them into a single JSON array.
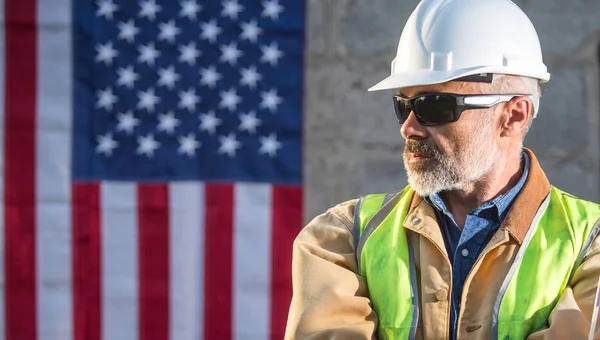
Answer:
[
  {"xmin": 500, "ymin": 148, "xmax": 550, "ymax": 244},
  {"xmin": 408, "ymin": 148, "xmax": 550, "ymax": 245}
]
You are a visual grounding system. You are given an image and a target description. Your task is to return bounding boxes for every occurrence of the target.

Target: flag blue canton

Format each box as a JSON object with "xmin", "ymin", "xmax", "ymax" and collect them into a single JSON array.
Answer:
[{"xmin": 73, "ymin": 0, "xmax": 305, "ymax": 184}]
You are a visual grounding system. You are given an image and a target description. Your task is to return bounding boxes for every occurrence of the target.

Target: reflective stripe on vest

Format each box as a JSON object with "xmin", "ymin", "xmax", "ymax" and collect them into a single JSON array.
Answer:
[{"xmin": 354, "ymin": 186, "xmax": 600, "ymax": 339}]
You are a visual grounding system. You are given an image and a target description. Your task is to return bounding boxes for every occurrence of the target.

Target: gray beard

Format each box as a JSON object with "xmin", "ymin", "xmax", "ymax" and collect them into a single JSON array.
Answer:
[{"xmin": 403, "ymin": 121, "xmax": 501, "ymax": 197}]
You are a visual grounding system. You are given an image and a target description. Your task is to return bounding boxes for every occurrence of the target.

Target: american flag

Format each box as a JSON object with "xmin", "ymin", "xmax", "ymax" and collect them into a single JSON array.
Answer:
[{"xmin": 1, "ymin": 0, "xmax": 304, "ymax": 339}]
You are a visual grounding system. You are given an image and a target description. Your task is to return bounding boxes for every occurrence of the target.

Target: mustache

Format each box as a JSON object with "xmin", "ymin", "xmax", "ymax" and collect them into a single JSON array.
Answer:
[{"xmin": 404, "ymin": 140, "xmax": 439, "ymax": 157}]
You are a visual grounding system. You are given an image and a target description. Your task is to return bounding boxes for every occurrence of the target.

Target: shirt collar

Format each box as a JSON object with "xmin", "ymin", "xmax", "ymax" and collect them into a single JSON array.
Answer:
[{"xmin": 425, "ymin": 152, "xmax": 530, "ymax": 221}]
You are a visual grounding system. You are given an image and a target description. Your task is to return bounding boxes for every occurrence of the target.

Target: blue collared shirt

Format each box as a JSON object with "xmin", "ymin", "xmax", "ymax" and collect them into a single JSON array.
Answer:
[{"xmin": 424, "ymin": 152, "xmax": 530, "ymax": 339}]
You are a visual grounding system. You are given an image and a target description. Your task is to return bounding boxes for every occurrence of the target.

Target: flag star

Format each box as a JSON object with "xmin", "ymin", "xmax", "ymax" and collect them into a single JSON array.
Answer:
[
  {"xmin": 199, "ymin": 111, "xmax": 222, "ymax": 135},
  {"xmin": 178, "ymin": 133, "xmax": 201, "ymax": 157},
  {"xmin": 158, "ymin": 20, "xmax": 181, "ymax": 43},
  {"xmin": 117, "ymin": 65, "xmax": 140, "ymax": 88},
  {"xmin": 138, "ymin": 43, "xmax": 160, "ymax": 66},
  {"xmin": 96, "ymin": 0, "xmax": 118, "ymax": 20},
  {"xmin": 179, "ymin": 42, "xmax": 201, "ymax": 65},
  {"xmin": 178, "ymin": 88, "xmax": 201, "ymax": 112},
  {"xmin": 157, "ymin": 65, "xmax": 180, "ymax": 89},
  {"xmin": 157, "ymin": 111, "xmax": 180, "ymax": 134},
  {"xmin": 240, "ymin": 65, "xmax": 262, "ymax": 88},
  {"xmin": 200, "ymin": 20, "xmax": 222, "ymax": 43},
  {"xmin": 200, "ymin": 65, "xmax": 222, "ymax": 88},
  {"xmin": 138, "ymin": 0, "xmax": 161, "ymax": 21},
  {"xmin": 260, "ymin": 42, "xmax": 283, "ymax": 66},
  {"xmin": 259, "ymin": 133, "xmax": 282, "ymax": 157},
  {"xmin": 219, "ymin": 88, "xmax": 242, "ymax": 112},
  {"xmin": 218, "ymin": 133, "xmax": 241, "ymax": 158},
  {"xmin": 116, "ymin": 110, "xmax": 140, "ymax": 134},
  {"xmin": 179, "ymin": 0, "xmax": 202, "ymax": 20},
  {"xmin": 220, "ymin": 42, "xmax": 243, "ymax": 65},
  {"xmin": 137, "ymin": 134, "xmax": 160, "ymax": 157},
  {"xmin": 240, "ymin": 20, "xmax": 262, "ymax": 42},
  {"xmin": 117, "ymin": 20, "xmax": 140, "ymax": 43},
  {"xmin": 96, "ymin": 41, "xmax": 118, "ymax": 65},
  {"xmin": 239, "ymin": 111, "xmax": 261, "ymax": 134},
  {"xmin": 260, "ymin": 88, "xmax": 282, "ymax": 112},
  {"xmin": 222, "ymin": 0, "xmax": 244, "ymax": 20},
  {"xmin": 137, "ymin": 88, "xmax": 160, "ymax": 112},
  {"xmin": 262, "ymin": 0, "xmax": 284, "ymax": 20},
  {"xmin": 96, "ymin": 87, "xmax": 118, "ymax": 111},
  {"xmin": 96, "ymin": 133, "xmax": 119, "ymax": 156}
]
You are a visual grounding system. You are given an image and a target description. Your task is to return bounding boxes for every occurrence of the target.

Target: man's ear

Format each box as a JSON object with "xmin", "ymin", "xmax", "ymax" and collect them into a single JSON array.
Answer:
[{"xmin": 500, "ymin": 96, "xmax": 531, "ymax": 137}]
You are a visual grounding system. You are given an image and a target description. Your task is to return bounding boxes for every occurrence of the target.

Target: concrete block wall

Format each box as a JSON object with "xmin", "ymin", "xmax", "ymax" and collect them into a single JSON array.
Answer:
[{"xmin": 304, "ymin": 0, "xmax": 600, "ymax": 221}]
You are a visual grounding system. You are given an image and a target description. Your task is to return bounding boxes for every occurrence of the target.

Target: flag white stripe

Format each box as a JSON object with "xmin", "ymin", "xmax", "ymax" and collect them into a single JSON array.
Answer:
[
  {"xmin": 169, "ymin": 182, "xmax": 205, "ymax": 340},
  {"xmin": 0, "ymin": 0, "xmax": 6, "ymax": 337},
  {"xmin": 234, "ymin": 183, "xmax": 272, "ymax": 340},
  {"xmin": 102, "ymin": 182, "xmax": 138, "ymax": 340},
  {"xmin": 36, "ymin": 0, "xmax": 73, "ymax": 338}
]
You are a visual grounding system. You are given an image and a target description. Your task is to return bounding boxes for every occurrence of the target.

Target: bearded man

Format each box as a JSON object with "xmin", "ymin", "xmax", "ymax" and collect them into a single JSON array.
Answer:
[{"xmin": 284, "ymin": 0, "xmax": 600, "ymax": 339}]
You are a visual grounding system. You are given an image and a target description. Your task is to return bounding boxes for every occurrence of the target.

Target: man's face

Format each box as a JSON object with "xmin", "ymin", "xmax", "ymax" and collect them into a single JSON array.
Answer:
[{"xmin": 399, "ymin": 81, "xmax": 503, "ymax": 197}]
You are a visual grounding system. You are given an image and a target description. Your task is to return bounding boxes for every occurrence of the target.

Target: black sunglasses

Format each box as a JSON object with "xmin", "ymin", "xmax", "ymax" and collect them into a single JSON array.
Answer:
[{"xmin": 393, "ymin": 93, "xmax": 533, "ymax": 126}]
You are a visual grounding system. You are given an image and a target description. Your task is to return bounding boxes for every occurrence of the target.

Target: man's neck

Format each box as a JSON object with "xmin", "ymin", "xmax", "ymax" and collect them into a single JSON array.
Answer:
[{"xmin": 439, "ymin": 153, "xmax": 524, "ymax": 229}]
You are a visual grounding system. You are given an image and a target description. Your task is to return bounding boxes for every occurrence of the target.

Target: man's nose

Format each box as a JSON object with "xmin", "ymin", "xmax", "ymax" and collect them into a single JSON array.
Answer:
[{"xmin": 400, "ymin": 112, "xmax": 429, "ymax": 140}]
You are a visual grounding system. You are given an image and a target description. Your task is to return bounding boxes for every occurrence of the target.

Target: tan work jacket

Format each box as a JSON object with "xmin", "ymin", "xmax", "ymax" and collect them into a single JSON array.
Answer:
[{"xmin": 285, "ymin": 150, "xmax": 600, "ymax": 339}]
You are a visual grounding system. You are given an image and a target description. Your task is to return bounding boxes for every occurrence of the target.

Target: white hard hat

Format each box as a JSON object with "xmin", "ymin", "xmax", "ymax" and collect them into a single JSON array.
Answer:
[{"xmin": 368, "ymin": 0, "xmax": 550, "ymax": 92}]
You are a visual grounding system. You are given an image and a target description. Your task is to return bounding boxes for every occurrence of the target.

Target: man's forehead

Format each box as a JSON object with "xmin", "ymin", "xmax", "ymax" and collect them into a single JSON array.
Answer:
[{"xmin": 398, "ymin": 81, "xmax": 483, "ymax": 97}]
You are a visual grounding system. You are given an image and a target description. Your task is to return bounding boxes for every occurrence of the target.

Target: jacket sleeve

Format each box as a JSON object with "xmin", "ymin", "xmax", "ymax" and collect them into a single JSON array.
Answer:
[
  {"xmin": 283, "ymin": 200, "xmax": 378, "ymax": 340},
  {"xmin": 527, "ymin": 234, "xmax": 600, "ymax": 340}
]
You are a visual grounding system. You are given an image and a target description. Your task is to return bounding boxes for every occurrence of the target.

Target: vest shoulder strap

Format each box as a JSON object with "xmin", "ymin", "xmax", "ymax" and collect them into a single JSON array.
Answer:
[
  {"xmin": 353, "ymin": 189, "xmax": 408, "ymax": 274},
  {"xmin": 555, "ymin": 188, "xmax": 600, "ymax": 279}
]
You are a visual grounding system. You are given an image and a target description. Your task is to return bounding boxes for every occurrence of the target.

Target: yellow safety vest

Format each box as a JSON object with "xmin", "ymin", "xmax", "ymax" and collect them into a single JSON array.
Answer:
[{"xmin": 354, "ymin": 186, "xmax": 600, "ymax": 339}]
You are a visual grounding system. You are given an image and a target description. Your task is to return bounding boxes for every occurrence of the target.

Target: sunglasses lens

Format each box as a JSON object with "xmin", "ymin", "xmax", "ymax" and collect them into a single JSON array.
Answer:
[
  {"xmin": 393, "ymin": 96, "xmax": 410, "ymax": 123},
  {"xmin": 413, "ymin": 95, "xmax": 457, "ymax": 125}
]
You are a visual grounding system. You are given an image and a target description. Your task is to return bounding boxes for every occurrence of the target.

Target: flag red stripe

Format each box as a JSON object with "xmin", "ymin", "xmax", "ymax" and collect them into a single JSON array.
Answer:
[
  {"xmin": 270, "ymin": 186, "xmax": 303, "ymax": 340},
  {"xmin": 204, "ymin": 183, "xmax": 234, "ymax": 340},
  {"xmin": 3, "ymin": 0, "xmax": 37, "ymax": 338},
  {"xmin": 138, "ymin": 184, "xmax": 170, "ymax": 340},
  {"xmin": 72, "ymin": 183, "xmax": 102, "ymax": 340}
]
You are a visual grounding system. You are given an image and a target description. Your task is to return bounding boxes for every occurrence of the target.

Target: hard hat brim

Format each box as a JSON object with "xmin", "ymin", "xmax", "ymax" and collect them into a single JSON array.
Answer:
[{"xmin": 368, "ymin": 67, "xmax": 550, "ymax": 92}]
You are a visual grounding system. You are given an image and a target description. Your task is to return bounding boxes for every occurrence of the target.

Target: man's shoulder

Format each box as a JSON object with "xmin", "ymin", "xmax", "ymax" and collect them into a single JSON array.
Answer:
[
  {"xmin": 323, "ymin": 190, "xmax": 410, "ymax": 226},
  {"xmin": 551, "ymin": 186, "xmax": 600, "ymax": 209},
  {"xmin": 319, "ymin": 198, "xmax": 360, "ymax": 231},
  {"xmin": 550, "ymin": 187, "xmax": 600, "ymax": 229},
  {"xmin": 304, "ymin": 188, "xmax": 413, "ymax": 237}
]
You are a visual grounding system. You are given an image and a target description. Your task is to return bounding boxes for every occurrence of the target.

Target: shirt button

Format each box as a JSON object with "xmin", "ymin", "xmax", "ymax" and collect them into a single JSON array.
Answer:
[
  {"xmin": 412, "ymin": 217, "xmax": 421, "ymax": 224},
  {"xmin": 461, "ymin": 248, "xmax": 470, "ymax": 257},
  {"xmin": 435, "ymin": 289, "xmax": 448, "ymax": 302}
]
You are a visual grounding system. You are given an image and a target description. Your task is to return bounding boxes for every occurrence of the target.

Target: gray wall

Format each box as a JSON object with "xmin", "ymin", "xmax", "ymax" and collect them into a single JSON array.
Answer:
[{"xmin": 304, "ymin": 0, "xmax": 600, "ymax": 221}]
